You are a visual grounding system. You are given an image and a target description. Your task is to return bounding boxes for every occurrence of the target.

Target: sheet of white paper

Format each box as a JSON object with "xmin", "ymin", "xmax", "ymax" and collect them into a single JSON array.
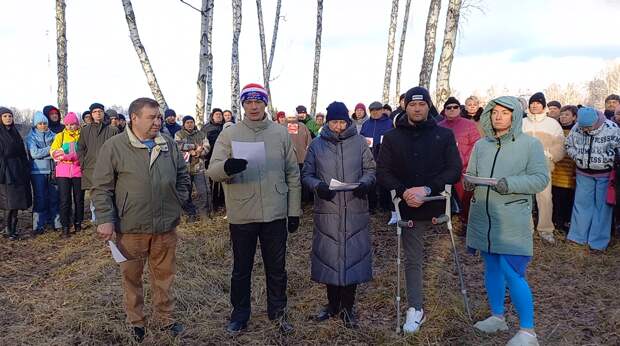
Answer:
[
  {"xmin": 108, "ymin": 241, "xmax": 127, "ymax": 263},
  {"xmin": 329, "ymin": 178, "xmax": 361, "ymax": 191},
  {"xmin": 231, "ymin": 141, "xmax": 267, "ymax": 166},
  {"xmin": 463, "ymin": 174, "xmax": 498, "ymax": 186}
]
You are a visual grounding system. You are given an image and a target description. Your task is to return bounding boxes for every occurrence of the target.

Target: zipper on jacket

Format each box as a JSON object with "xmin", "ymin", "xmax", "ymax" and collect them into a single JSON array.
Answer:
[
  {"xmin": 486, "ymin": 138, "xmax": 501, "ymax": 253},
  {"xmin": 340, "ymin": 142, "xmax": 347, "ymax": 285},
  {"xmin": 586, "ymin": 134, "xmax": 593, "ymax": 170}
]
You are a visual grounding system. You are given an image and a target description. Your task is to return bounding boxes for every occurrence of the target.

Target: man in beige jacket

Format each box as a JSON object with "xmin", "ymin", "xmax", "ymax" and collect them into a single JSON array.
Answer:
[
  {"xmin": 207, "ymin": 83, "xmax": 301, "ymax": 335},
  {"xmin": 93, "ymin": 98, "xmax": 190, "ymax": 342}
]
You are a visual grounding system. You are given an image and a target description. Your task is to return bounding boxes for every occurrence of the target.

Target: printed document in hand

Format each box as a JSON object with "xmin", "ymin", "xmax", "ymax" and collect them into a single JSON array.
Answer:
[
  {"xmin": 463, "ymin": 174, "xmax": 498, "ymax": 186},
  {"xmin": 231, "ymin": 141, "xmax": 267, "ymax": 166},
  {"xmin": 108, "ymin": 241, "xmax": 127, "ymax": 263},
  {"xmin": 420, "ymin": 195, "xmax": 446, "ymax": 202},
  {"xmin": 329, "ymin": 179, "xmax": 360, "ymax": 191}
]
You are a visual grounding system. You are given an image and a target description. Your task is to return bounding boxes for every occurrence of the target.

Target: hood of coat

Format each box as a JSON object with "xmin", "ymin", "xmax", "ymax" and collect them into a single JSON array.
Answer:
[
  {"xmin": 320, "ymin": 122, "xmax": 358, "ymax": 143},
  {"xmin": 480, "ymin": 96, "xmax": 524, "ymax": 140}
]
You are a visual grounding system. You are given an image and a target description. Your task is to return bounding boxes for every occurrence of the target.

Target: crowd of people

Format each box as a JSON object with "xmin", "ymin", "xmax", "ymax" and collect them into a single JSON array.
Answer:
[{"xmin": 1, "ymin": 85, "xmax": 620, "ymax": 345}]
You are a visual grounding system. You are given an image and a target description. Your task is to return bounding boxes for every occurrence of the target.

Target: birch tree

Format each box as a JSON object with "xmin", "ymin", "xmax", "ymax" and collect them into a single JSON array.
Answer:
[
  {"xmin": 310, "ymin": 0, "xmax": 323, "ymax": 117},
  {"xmin": 256, "ymin": 0, "xmax": 273, "ymax": 116},
  {"xmin": 382, "ymin": 0, "xmax": 399, "ymax": 104},
  {"xmin": 435, "ymin": 0, "xmax": 463, "ymax": 107},
  {"xmin": 394, "ymin": 0, "xmax": 412, "ymax": 104},
  {"xmin": 419, "ymin": 0, "xmax": 441, "ymax": 90},
  {"xmin": 195, "ymin": 0, "xmax": 214, "ymax": 126},
  {"xmin": 122, "ymin": 0, "xmax": 168, "ymax": 110},
  {"xmin": 56, "ymin": 0, "xmax": 68, "ymax": 116},
  {"xmin": 231, "ymin": 0, "xmax": 242, "ymax": 119}
]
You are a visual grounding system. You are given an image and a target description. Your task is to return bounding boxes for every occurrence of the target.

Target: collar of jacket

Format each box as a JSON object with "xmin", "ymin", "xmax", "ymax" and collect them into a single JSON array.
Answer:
[
  {"xmin": 241, "ymin": 115, "xmax": 270, "ymax": 131},
  {"xmin": 320, "ymin": 123, "xmax": 357, "ymax": 143},
  {"xmin": 396, "ymin": 114, "xmax": 436, "ymax": 131},
  {"xmin": 526, "ymin": 112, "xmax": 547, "ymax": 122},
  {"xmin": 126, "ymin": 127, "xmax": 169, "ymax": 168}
]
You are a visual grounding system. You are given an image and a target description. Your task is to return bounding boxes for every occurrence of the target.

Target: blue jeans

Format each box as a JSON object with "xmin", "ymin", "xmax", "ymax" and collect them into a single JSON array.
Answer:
[
  {"xmin": 31, "ymin": 174, "xmax": 61, "ymax": 230},
  {"xmin": 568, "ymin": 173, "xmax": 613, "ymax": 250}
]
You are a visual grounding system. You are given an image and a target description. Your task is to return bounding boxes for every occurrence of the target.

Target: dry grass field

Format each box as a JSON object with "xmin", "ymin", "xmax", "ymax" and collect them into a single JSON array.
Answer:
[{"xmin": 1, "ymin": 207, "xmax": 619, "ymax": 345}]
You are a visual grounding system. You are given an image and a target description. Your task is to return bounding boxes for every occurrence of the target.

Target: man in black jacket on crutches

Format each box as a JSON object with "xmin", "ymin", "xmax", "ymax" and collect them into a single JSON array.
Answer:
[{"xmin": 377, "ymin": 86, "xmax": 461, "ymax": 334}]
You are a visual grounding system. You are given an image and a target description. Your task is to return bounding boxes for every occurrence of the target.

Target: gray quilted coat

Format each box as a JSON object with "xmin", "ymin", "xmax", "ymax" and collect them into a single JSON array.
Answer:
[{"xmin": 301, "ymin": 123, "xmax": 376, "ymax": 286}]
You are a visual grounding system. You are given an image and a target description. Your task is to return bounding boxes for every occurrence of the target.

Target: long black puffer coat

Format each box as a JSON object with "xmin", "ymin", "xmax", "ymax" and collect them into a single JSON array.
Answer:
[{"xmin": 301, "ymin": 123, "xmax": 376, "ymax": 286}]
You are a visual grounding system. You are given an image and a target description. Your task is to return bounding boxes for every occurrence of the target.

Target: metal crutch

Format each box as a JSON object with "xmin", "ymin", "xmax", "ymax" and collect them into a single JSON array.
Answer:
[
  {"xmin": 391, "ymin": 190, "xmax": 414, "ymax": 334},
  {"xmin": 431, "ymin": 184, "xmax": 473, "ymax": 321}
]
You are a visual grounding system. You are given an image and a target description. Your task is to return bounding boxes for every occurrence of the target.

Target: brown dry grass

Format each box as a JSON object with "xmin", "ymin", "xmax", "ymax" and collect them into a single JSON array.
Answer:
[{"xmin": 1, "ymin": 207, "xmax": 620, "ymax": 345}]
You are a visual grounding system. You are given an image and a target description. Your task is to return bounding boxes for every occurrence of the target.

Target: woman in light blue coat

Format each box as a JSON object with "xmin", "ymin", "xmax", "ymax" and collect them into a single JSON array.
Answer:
[
  {"xmin": 25, "ymin": 111, "xmax": 61, "ymax": 235},
  {"xmin": 465, "ymin": 96, "xmax": 549, "ymax": 346}
]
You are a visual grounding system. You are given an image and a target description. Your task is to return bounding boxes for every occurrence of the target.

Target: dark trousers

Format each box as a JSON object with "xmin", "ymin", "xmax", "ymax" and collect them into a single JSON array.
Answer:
[
  {"xmin": 299, "ymin": 164, "xmax": 314, "ymax": 203},
  {"xmin": 210, "ymin": 179, "xmax": 225, "ymax": 211},
  {"xmin": 57, "ymin": 177, "xmax": 84, "ymax": 228},
  {"xmin": 183, "ymin": 173, "xmax": 211, "ymax": 216},
  {"xmin": 31, "ymin": 174, "xmax": 61, "ymax": 230},
  {"xmin": 326, "ymin": 284, "xmax": 357, "ymax": 311},
  {"xmin": 229, "ymin": 219, "xmax": 288, "ymax": 322},
  {"xmin": 552, "ymin": 185, "xmax": 575, "ymax": 232},
  {"xmin": 369, "ymin": 184, "xmax": 392, "ymax": 212}
]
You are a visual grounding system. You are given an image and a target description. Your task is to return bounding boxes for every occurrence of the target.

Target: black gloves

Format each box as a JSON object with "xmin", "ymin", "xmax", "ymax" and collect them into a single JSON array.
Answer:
[
  {"xmin": 224, "ymin": 158, "xmax": 248, "ymax": 176},
  {"xmin": 352, "ymin": 182, "xmax": 370, "ymax": 199},
  {"xmin": 316, "ymin": 182, "xmax": 336, "ymax": 201},
  {"xmin": 493, "ymin": 178, "xmax": 509, "ymax": 194},
  {"xmin": 287, "ymin": 216, "xmax": 300, "ymax": 233}
]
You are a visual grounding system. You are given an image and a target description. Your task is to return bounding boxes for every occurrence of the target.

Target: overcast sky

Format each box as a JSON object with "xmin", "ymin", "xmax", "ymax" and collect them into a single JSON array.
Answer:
[{"xmin": 1, "ymin": 0, "xmax": 619, "ymax": 119}]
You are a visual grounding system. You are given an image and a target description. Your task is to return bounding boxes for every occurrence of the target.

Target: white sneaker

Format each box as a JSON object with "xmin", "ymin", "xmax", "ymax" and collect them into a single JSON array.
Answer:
[
  {"xmin": 402, "ymin": 307, "xmax": 425, "ymax": 334},
  {"xmin": 540, "ymin": 232, "xmax": 555, "ymax": 244},
  {"xmin": 506, "ymin": 330, "xmax": 539, "ymax": 346},
  {"xmin": 388, "ymin": 212, "xmax": 398, "ymax": 226},
  {"xmin": 474, "ymin": 315, "xmax": 509, "ymax": 333}
]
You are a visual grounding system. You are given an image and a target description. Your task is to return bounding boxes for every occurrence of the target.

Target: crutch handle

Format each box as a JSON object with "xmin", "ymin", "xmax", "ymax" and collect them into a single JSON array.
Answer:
[
  {"xmin": 397, "ymin": 220, "xmax": 414, "ymax": 228},
  {"xmin": 432, "ymin": 214, "xmax": 450, "ymax": 225}
]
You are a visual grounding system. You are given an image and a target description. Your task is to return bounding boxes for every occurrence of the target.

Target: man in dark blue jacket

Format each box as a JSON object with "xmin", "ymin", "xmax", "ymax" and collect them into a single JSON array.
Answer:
[
  {"xmin": 361, "ymin": 101, "xmax": 394, "ymax": 217},
  {"xmin": 377, "ymin": 86, "xmax": 461, "ymax": 334}
]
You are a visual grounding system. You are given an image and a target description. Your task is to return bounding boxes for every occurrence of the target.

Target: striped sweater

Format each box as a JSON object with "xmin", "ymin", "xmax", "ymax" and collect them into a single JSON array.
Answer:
[{"xmin": 552, "ymin": 125, "xmax": 576, "ymax": 189}]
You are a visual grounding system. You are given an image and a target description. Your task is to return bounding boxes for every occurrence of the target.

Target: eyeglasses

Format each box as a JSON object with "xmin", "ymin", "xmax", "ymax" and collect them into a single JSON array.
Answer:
[{"xmin": 445, "ymin": 105, "xmax": 460, "ymax": 110}]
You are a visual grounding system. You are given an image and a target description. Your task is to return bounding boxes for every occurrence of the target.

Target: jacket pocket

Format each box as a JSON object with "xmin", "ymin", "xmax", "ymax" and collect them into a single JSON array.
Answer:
[
  {"xmin": 504, "ymin": 198, "xmax": 528, "ymax": 206},
  {"xmin": 275, "ymin": 182, "xmax": 289, "ymax": 195}
]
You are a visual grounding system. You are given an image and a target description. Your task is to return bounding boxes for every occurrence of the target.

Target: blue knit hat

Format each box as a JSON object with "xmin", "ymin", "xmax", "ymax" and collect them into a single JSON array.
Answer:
[
  {"xmin": 182, "ymin": 115, "xmax": 195, "ymax": 125},
  {"xmin": 240, "ymin": 83, "xmax": 269, "ymax": 105},
  {"xmin": 326, "ymin": 101, "xmax": 350, "ymax": 122},
  {"xmin": 577, "ymin": 107, "xmax": 598, "ymax": 127},
  {"xmin": 33, "ymin": 111, "xmax": 48, "ymax": 126},
  {"xmin": 165, "ymin": 109, "xmax": 176, "ymax": 118}
]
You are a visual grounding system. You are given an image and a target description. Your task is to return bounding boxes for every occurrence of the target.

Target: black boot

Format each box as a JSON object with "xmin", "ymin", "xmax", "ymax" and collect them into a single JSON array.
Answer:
[
  {"xmin": 61, "ymin": 227, "xmax": 71, "ymax": 239},
  {"xmin": 314, "ymin": 305, "xmax": 338, "ymax": 322},
  {"xmin": 74, "ymin": 224, "xmax": 81, "ymax": 233},
  {"xmin": 8, "ymin": 211, "xmax": 18, "ymax": 241}
]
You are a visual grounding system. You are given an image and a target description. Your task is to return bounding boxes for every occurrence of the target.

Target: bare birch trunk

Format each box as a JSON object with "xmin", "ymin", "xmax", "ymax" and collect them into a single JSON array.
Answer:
[
  {"xmin": 122, "ymin": 0, "xmax": 168, "ymax": 110},
  {"xmin": 382, "ymin": 0, "xmax": 399, "ymax": 104},
  {"xmin": 419, "ymin": 0, "xmax": 441, "ymax": 90},
  {"xmin": 256, "ymin": 0, "xmax": 274, "ymax": 116},
  {"xmin": 394, "ymin": 0, "xmax": 412, "ymax": 104},
  {"xmin": 206, "ymin": 0, "xmax": 214, "ymax": 120},
  {"xmin": 195, "ymin": 0, "xmax": 213, "ymax": 126},
  {"xmin": 310, "ymin": 0, "xmax": 323, "ymax": 118},
  {"xmin": 56, "ymin": 0, "xmax": 68, "ymax": 116},
  {"xmin": 267, "ymin": 0, "xmax": 282, "ymax": 81},
  {"xmin": 435, "ymin": 0, "xmax": 462, "ymax": 107},
  {"xmin": 231, "ymin": 0, "xmax": 242, "ymax": 119}
]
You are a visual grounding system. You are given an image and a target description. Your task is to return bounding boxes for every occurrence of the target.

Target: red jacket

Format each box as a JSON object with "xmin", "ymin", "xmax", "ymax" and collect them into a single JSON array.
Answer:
[{"xmin": 438, "ymin": 116, "xmax": 481, "ymax": 172}]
